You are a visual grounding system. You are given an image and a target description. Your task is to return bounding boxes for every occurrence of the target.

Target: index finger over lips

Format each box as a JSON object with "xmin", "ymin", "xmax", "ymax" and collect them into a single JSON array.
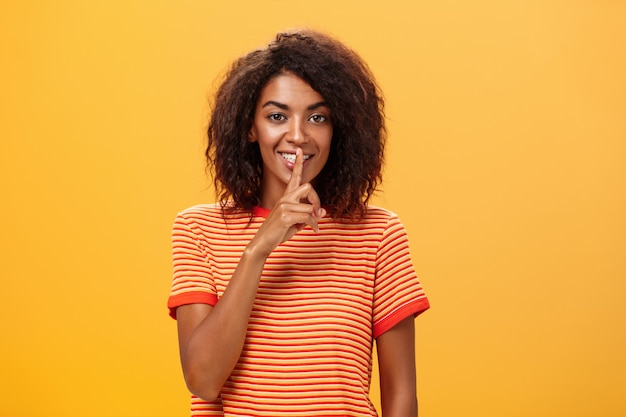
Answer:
[{"xmin": 285, "ymin": 148, "xmax": 304, "ymax": 193}]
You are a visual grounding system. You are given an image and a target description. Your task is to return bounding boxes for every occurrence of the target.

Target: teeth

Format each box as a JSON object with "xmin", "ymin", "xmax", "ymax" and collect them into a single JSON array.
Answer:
[{"xmin": 280, "ymin": 152, "xmax": 310, "ymax": 163}]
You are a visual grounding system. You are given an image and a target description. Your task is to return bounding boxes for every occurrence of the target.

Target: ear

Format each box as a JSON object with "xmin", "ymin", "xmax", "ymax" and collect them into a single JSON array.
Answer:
[{"xmin": 248, "ymin": 126, "xmax": 257, "ymax": 143}]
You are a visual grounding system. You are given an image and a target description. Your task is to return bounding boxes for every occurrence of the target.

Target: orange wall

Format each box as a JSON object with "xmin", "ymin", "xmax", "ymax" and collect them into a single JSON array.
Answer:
[{"xmin": 1, "ymin": 1, "xmax": 625, "ymax": 416}]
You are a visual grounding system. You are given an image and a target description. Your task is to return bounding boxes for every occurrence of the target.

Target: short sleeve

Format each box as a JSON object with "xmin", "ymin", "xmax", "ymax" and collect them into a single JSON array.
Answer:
[
  {"xmin": 167, "ymin": 212, "xmax": 218, "ymax": 319},
  {"xmin": 372, "ymin": 214, "xmax": 429, "ymax": 338}
]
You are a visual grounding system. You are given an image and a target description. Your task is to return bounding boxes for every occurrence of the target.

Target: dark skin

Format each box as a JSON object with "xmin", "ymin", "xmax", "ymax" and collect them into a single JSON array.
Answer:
[
  {"xmin": 176, "ymin": 154, "xmax": 418, "ymax": 416},
  {"xmin": 377, "ymin": 315, "xmax": 418, "ymax": 416},
  {"xmin": 176, "ymin": 74, "xmax": 418, "ymax": 415}
]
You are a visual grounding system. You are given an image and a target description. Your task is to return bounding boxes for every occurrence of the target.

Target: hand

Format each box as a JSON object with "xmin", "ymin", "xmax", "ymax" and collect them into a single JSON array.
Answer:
[{"xmin": 250, "ymin": 149, "xmax": 326, "ymax": 258}]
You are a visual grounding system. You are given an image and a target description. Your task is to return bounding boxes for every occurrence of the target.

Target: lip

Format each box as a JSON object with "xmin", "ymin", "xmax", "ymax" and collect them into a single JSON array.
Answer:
[{"xmin": 278, "ymin": 151, "xmax": 313, "ymax": 169}]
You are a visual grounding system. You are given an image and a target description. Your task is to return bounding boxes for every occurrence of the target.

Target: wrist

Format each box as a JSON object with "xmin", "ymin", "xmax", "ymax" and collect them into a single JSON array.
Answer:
[{"xmin": 243, "ymin": 239, "xmax": 271, "ymax": 263}]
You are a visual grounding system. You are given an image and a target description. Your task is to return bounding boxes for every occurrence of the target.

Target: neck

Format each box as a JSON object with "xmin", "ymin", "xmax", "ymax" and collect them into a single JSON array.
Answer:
[{"xmin": 259, "ymin": 182, "xmax": 287, "ymax": 211}]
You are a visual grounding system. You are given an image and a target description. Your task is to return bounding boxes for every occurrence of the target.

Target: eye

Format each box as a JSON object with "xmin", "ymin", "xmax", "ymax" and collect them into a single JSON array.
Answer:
[
  {"xmin": 309, "ymin": 114, "xmax": 327, "ymax": 123},
  {"xmin": 267, "ymin": 113, "xmax": 286, "ymax": 122}
]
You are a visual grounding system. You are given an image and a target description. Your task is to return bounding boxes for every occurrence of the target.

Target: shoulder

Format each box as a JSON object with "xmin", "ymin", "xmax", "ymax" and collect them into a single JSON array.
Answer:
[
  {"xmin": 174, "ymin": 202, "xmax": 256, "ymax": 232},
  {"xmin": 177, "ymin": 203, "xmax": 223, "ymax": 218},
  {"xmin": 324, "ymin": 206, "xmax": 404, "ymax": 239},
  {"xmin": 174, "ymin": 203, "xmax": 224, "ymax": 226},
  {"xmin": 355, "ymin": 206, "xmax": 403, "ymax": 228},
  {"xmin": 361, "ymin": 206, "xmax": 411, "ymax": 241},
  {"xmin": 364, "ymin": 206, "xmax": 398, "ymax": 220}
]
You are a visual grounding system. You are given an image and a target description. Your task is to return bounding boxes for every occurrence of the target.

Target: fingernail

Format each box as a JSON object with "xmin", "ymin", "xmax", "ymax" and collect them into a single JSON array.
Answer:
[{"xmin": 318, "ymin": 208, "xmax": 326, "ymax": 218}]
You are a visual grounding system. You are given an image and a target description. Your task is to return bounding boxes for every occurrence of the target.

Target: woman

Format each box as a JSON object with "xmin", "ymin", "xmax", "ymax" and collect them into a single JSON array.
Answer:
[{"xmin": 168, "ymin": 29, "xmax": 429, "ymax": 416}]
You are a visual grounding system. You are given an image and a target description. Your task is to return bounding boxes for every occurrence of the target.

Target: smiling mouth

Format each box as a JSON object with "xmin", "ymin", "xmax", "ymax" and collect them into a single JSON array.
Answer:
[{"xmin": 279, "ymin": 152, "xmax": 311, "ymax": 164}]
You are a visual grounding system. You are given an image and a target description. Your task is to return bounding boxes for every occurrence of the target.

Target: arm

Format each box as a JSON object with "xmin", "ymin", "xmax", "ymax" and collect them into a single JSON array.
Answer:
[
  {"xmin": 376, "ymin": 315, "xmax": 418, "ymax": 417},
  {"xmin": 176, "ymin": 149, "xmax": 324, "ymax": 402},
  {"xmin": 176, "ymin": 245, "xmax": 268, "ymax": 401}
]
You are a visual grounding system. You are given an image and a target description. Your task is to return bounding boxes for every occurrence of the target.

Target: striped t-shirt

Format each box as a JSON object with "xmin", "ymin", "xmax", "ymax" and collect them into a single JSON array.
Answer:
[{"xmin": 168, "ymin": 204, "xmax": 429, "ymax": 416}]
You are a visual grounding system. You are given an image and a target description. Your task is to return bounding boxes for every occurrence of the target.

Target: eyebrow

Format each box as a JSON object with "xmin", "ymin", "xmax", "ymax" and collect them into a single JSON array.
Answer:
[{"xmin": 261, "ymin": 100, "xmax": 329, "ymax": 111}]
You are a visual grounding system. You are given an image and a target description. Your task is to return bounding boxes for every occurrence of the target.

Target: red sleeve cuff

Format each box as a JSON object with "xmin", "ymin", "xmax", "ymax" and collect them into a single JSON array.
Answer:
[
  {"xmin": 167, "ymin": 292, "xmax": 218, "ymax": 319},
  {"xmin": 373, "ymin": 298, "xmax": 430, "ymax": 339}
]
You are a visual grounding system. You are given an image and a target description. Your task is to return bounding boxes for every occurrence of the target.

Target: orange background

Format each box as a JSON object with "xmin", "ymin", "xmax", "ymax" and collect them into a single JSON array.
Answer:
[{"xmin": 1, "ymin": 1, "xmax": 625, "ymax": 416}]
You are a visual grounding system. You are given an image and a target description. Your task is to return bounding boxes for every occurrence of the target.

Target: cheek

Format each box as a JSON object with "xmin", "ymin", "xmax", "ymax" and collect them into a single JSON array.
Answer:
[
  {"xmin": 256, "ymin": 124, "xmax": 285, "ymax": 145},
  {"xmin": 321, "ymin": 131, "xmax": 333, "ymax": 156}
]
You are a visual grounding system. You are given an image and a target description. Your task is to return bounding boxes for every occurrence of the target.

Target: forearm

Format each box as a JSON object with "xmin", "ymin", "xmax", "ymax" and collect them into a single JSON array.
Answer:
[
  {"xmin": 180, "ymin": 245, "xmax": 268, "ymax": 400},
  {"xmin": 380, "ymin": 389, "xmax": 418, "ymax": 417},
  {"xmin": 377, "ymin": 316, "xmax": 418, "ymax": 417}
]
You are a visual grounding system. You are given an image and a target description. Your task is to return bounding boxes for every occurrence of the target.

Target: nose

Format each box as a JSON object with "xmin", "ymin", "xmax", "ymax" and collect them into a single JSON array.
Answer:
[{"xmin": 287, "ymin": 118, "xmax": 308, "ymax": 145}]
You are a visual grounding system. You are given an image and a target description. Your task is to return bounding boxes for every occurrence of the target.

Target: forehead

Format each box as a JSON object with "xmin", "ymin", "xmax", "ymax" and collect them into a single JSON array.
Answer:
[{"xmin": 257, "ymin": 72, "xmax": 325, "ymax": 105}]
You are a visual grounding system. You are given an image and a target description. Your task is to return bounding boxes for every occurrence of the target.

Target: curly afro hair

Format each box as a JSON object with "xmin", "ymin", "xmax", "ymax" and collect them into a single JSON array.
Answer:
[{"xmin": 206, "ymin": 29, "xmax": 386, "ymax": 219}]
